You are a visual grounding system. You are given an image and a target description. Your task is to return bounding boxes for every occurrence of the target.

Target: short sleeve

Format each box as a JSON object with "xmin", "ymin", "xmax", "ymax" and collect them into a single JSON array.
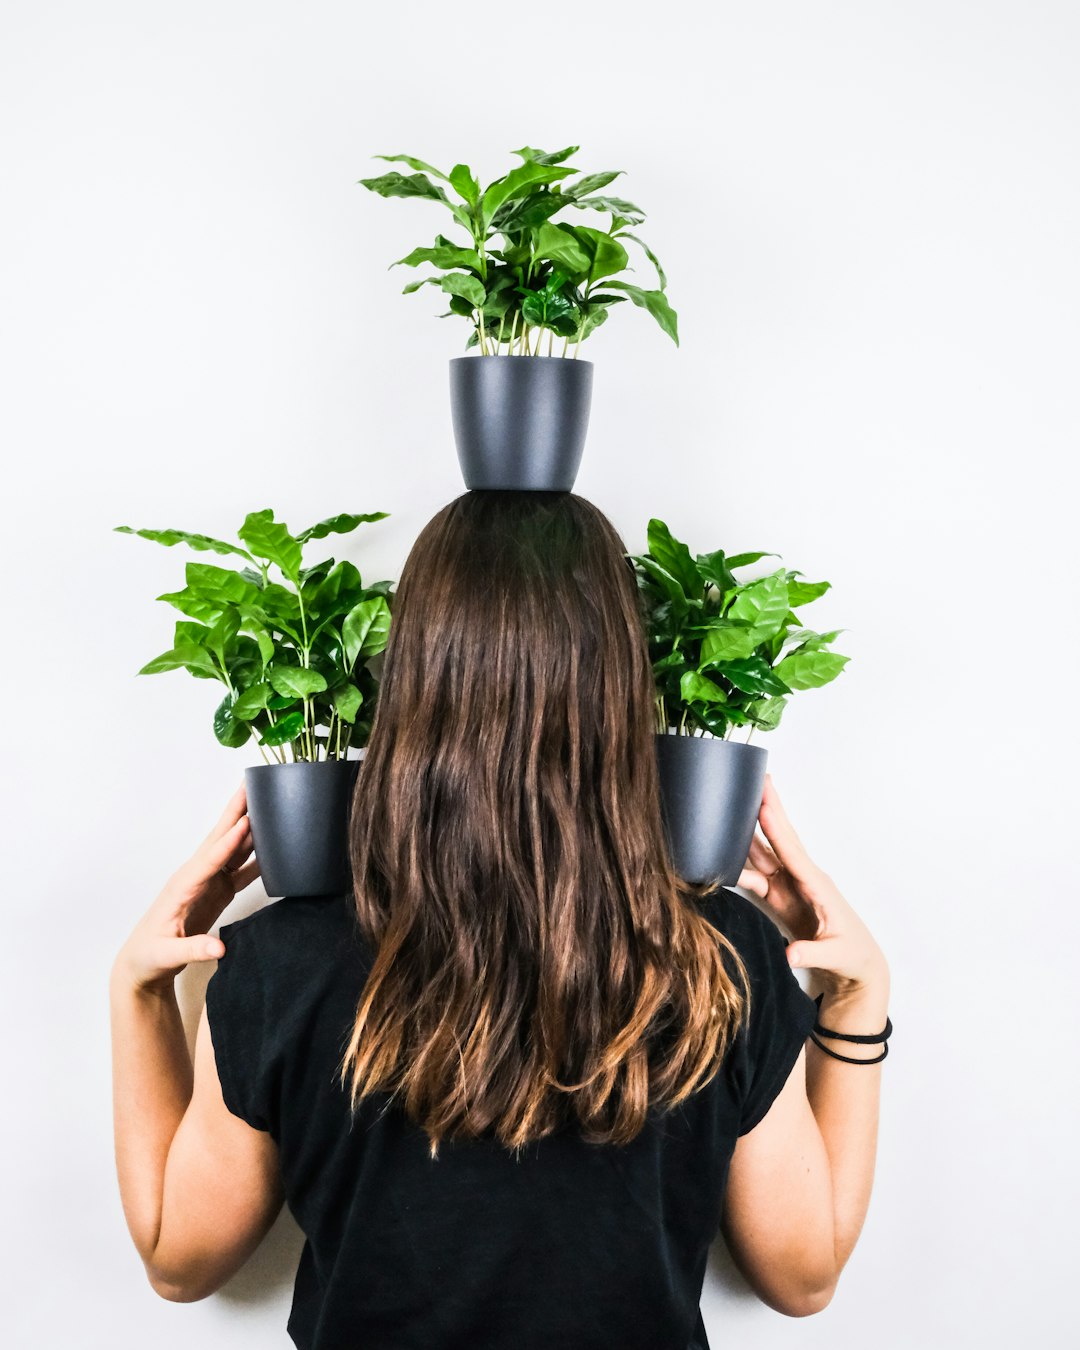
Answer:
[
  {"xmin": 704, "ymin": 888, "xmax": 820, "ymax": 1136},
  {"xmin": 205, "ymin": 916, "xmax": 272, "ymax": 1133}
]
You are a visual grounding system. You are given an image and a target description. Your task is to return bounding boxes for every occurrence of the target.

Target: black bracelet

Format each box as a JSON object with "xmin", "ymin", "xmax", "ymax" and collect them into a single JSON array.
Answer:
[
  {"xmin": 809, "ymin": 1031, "xmax": 889, "ymax": 1064},
  {"xmin": 812, "ymin": 992, "xmax": 892, "ymax": 1044}
]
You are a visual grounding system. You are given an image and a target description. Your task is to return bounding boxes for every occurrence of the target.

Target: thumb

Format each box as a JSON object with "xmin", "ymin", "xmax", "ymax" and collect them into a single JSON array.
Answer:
[
  {"xmin": 786, "ymin": 941, "xmax": 811, "ymax": 968},
  {"xmin": 171, "ymin": 933, "xmax": 225, "ymax": 966}
]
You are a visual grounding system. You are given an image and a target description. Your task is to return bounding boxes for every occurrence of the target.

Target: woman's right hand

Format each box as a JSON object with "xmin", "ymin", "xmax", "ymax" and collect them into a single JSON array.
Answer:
[{"xmin": 737, "ymin": 773, "xmax": 889, "ymax": 1000}]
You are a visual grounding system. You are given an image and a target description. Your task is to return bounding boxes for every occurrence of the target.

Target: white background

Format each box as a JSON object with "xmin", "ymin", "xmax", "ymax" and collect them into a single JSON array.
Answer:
[{"xmin": 4, "ymin": 2, "xmax": 1078, "ymax": 1346}]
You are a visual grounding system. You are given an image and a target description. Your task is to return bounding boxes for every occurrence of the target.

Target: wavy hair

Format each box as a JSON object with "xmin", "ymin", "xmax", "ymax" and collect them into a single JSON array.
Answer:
[{"xmin": 338, "ymin": 490, "xmax": 750, "ymax": 1157}]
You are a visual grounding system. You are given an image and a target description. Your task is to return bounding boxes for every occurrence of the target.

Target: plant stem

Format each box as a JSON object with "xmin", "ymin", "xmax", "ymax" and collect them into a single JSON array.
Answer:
[{"xmin": 509, "ymin": 309, "xmax": 519, "ymax": 353}]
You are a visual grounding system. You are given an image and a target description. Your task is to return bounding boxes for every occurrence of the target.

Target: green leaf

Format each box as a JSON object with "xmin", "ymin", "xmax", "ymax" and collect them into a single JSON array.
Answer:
[
  {"xmin": 237, "ymin": 510, "xmax": 302, "ymax": 581},
  {"xmin": 393, "ymin": 243, "xmax": 482, "ymax": 272},
  {"xmin": 372, "ymin": 153, "xmax": 449, "ymax": 181},
  {"xmin": 205, "ymin": 608, "xmax": 240, "ymax": 667},
  {"xmin": 572, "ymin": 196, "xmax": 646, "ymax": 225},
  {"xmin": 183, "ymin": 563, "xmax": 259, "ymax": 607},
  {"xmin": 680, "ymin": 670, "xmax": 728, "ymax": 705},
  {"xmin": 699, "ymin": 624, "xmax": 758, "ymax": 666},
  {"xmin": 331, "ymin": 683, "xmax": 364, "ymax": 724},
  {"xmin": 138, "ymin": 643, "xmax": 220, "ymax": 680},
  {"xmin": 695, "ymin": 549, "xmax": 736, "ymax": 595},
  {"xmin": 154, "ymin": 588, "xmax": 223, "ymax": 623},
  {"xmin": 269, "ymin": 666, "xmax": 328, "ymax": 699},
  {"xmin": 440, "ymin": 272, "xmax": 486, "ymax": 308},
  {"xmin": 652, "ymin": 651, "xmax": 687, "ymax": 677},
  {"xmin": 646, "ymin": 519, "xmax": 700, "ymax": 598},
  {"xmin": 521, "ymin": 283, "xmax": 575, "ymax": 330},
  {"xmin": 343, "ymin": 596, "xmax": 391, "ymax": 667},
  {"xmin": 213, "ymin": 694, "xmax": 251, "ymax": 748},
  {"xmin": 481, "ymin": 163, "xmax": 576, "ymax": 229},
  {"xmin": 573, "ymin": 304, "xmax": 609, "ymax": 342},
  {"xmin": 296, "ymin": 512, "xmax": 389, "ymax": 543},
  {"xmin": 720, "ymin": 657, "xmax": 793, "ymax": 697},
  {"xmin": 568, "ymin": 226, "xmax": 629, "ymax": 284},
  {"xmin": 495, "ymin": 191, "xmax": 569, "ymax": 232},
  {"xmin": 773, "ymin": 649, "xmax": 850, "ymax": 690},
  {"xmin": 113, "ymin": 526, "xmax": 253, "ymax": 562},
  {"xmin": 602, "ymin": 281, "xmax": 679, "ymax": 345},
  {"xmin": 532, "ymin": 222, "xmax": 591, "ymax": 275},
  {"xmin": 259, "ymin": 711, "xmax": 305, "ymax": 746},
  {"xmin": 359, "ymin": 170, "xmax": 449, "ymax": 204},
  {"xmin": 232, "ymin": 682, "xmax": 271, "ymax": 720},
  {"xmin": 563, "ymin": 170, "xmax": 623, "ymax": 199},
  {"xmin": 727, "ymin": 574, "xmax": 790, "ymax": 641},
  {"xmin": 402, "ymin": 275, "xmax": 441, "ymax": 296},
  {"xmin": 788, "ymin": 577, "xmax": 832, "ymax": 607},
  {"xmin": 173, "ymin": 620, "xmax": 213, "ymax": 648},
  {"xmin": 448, "ymin": 163, "xmax": 480, "ymax": 204},
  {"xmin": 632, "ymin": 556, "xmax": 690, "ymax": 621},
  {"xmin": 745, "ymin": 697, "xmax": 787, "ymax": 731},
  {"xmin": 618, "ymin": 232, "xmax": 667, "ymax": 289},
  {"xmin": 512, "ymin": 145, "xmax": 579, "ymax": 165},
  {"xmin": 726, "ymin": 550, "xmax": 782, "ymax": 570},
  {"xmin": 307, "ymin": 560, "xmax": 364, "ymax": 616},
  {"xmin": 246, "ymin": 583, "xmax": 302, "ymax": 641}
]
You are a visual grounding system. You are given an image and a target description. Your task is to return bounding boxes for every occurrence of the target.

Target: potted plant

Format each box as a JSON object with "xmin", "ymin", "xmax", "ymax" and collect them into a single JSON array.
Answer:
[
  {"xmin": 630, "ymin": 519, "xmax": 850, "ymax": 885},
  {"xmin": 116, "ymin": 510, "xmax": 394, "ymax": 897},
  {"xmin": 360, "ymin": 144, "xmax": 678, "ymax": 491}
]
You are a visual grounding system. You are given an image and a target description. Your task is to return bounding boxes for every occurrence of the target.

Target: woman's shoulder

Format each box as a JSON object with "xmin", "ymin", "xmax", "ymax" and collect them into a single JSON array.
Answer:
[
  {"xmin": 217, "ymin": 891, "xmax": 372, "ymax": 991},
  {"xmin": 697, "ymin": 885, "xmax": 775, "ymax": 939},
  {"xmin": 695, "ymin": 885, "xmax": 795, "ymax": 977}
]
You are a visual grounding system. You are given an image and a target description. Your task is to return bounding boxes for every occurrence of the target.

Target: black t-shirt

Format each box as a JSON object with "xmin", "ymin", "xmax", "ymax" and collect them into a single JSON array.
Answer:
[{"xmin": 205, "ymin": 886, "xmax": 818, "ymax": 1350}]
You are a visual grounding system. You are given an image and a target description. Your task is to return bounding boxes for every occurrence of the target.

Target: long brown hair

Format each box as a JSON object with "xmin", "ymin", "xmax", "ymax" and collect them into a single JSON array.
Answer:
[{"xmin": 339, "ymin": 490, "xmax": 750, "ymax": 1157}]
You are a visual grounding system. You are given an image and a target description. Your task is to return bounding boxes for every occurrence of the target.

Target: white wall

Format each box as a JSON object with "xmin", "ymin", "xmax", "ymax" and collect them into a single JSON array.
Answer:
[{"xmin": 4, "ymin": 2, "xmax": 1077, "ymax": 1345}]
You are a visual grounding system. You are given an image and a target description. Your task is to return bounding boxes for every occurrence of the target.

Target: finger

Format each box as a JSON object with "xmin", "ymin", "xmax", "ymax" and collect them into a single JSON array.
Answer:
[
  {"xmin": 206, "ymin": 783, "xmax": 248, "ymax": 845},
  {"xmin": 757, "ymin": 774, "xmax": 819, "ymax": 884},
  {"xmin": 786, "ymin": 935, "xmax": 838, "ymax": 970},
  {"xmin": 745, "ymin": 832, "xmax": 781, "ymax": 875},
  {"xmin": 736, "ymin": 866, "xmax": 769, "ymax": 900},
  {"xmin": 220, "ymin": 825, "xmax": 255, "ymax": 873},
  {"xmin": 204, "ymin": 815, "xmax": 251, "ymax": 874},
  {"xmin": 229, "ymin": 857, "xmax": 261, "ymax": 892},
  {"xmin": 153, "ymin": 933, "xmax": 226, "ymax": 973}
]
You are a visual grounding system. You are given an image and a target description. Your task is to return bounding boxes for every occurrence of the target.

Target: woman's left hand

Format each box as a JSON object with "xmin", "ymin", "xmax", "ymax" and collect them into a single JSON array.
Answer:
[{"xmin": 112, "ymin": 784, "xmax": 260, "ymax": 995}]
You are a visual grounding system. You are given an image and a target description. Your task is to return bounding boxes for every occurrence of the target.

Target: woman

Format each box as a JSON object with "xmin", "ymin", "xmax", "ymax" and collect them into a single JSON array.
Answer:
[{"xmin": 111, "ymin": 491, "xmax": 890, "ymax": 1349}]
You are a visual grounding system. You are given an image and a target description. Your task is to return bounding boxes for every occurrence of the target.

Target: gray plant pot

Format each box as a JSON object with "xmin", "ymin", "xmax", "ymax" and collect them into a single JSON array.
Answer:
[
  {"xmin": 244, "ymin": 760, "xmax": 360, "ymax": 898},
  {"xmin": 655, "ymin": 735, "xmax": 769, "ymax": 885},
  {"xmin": 449, "ymin": 354, "xmax": 594, "ymax": 490}
]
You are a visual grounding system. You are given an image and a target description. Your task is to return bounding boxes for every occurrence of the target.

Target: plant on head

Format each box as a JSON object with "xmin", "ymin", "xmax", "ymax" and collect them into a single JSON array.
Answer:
[
  {"xmin": 115, "ymin": 511, "xmax": 394, "ymax": 762},
  {"xmin": 630, "ymin": 520, "xmax": 850, "ymax": 739},
  {"xmin": 360, "ymin": 145, "xmax": 678, "ymax": 357}
]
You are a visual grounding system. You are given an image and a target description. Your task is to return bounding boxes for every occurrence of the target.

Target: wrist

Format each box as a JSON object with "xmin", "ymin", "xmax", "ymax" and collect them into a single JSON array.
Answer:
[
  {"xmin": 109, "ymin": 954, "xmax": 175, "ymax": 1002},
  {"xmin": 815, "ymin": 978, "xmax": 890, "ymax": 1033}
]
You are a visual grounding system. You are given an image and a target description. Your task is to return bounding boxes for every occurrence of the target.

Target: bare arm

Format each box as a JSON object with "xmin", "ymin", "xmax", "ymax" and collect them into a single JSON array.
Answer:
[
  {"xmin": 720, "ymin": 774, "xmax": 891, "ymax": 1315},
  {"xmin": 110, "ymin": 785, "xmax": 283, "ymax": 1299},
  {"xmin": 806, "ymin": 974, "xmax": 890, "ymax": 1279}
]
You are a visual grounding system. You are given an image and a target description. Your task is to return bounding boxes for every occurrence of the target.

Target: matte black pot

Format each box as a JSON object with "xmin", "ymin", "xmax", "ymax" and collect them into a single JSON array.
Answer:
[
  {"xmin": 449, "ymin": 354, "xmax": 594, "ymax": 490},
  {"xmin": 245, "ymin": 760, "xmax": 360, "ymax": 898},
  {"xmin": 655, "ymin": 736, "xmax": 769, "ymax": 885}
]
